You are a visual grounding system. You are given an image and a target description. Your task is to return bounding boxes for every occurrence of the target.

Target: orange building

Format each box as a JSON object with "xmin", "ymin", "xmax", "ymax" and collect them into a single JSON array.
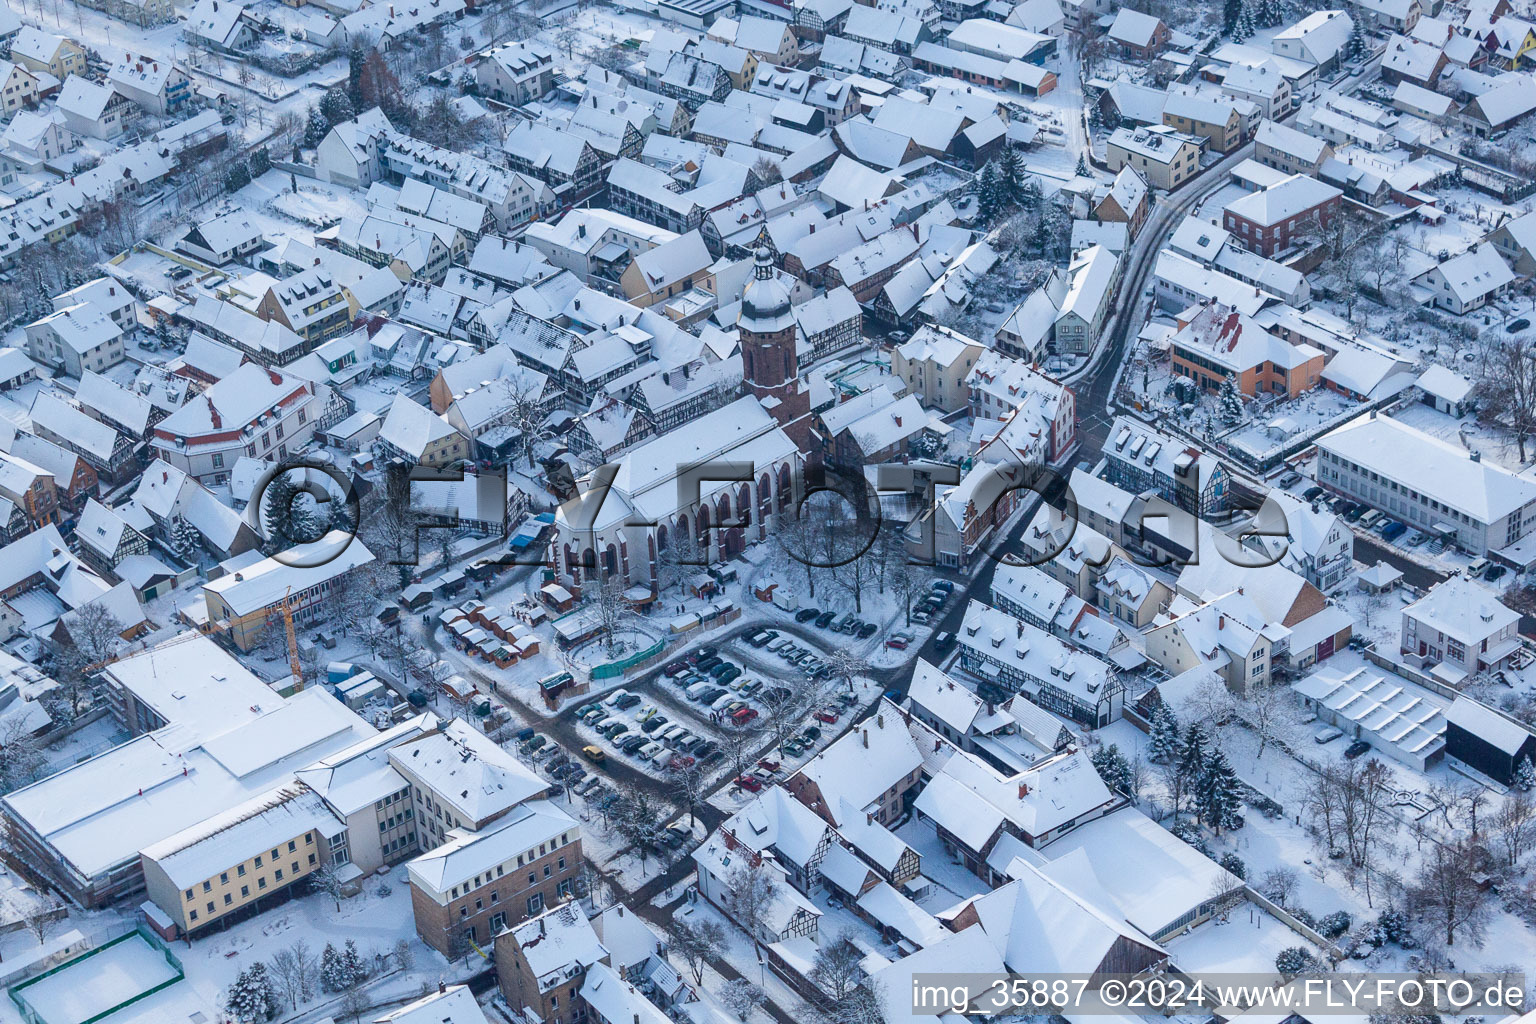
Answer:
[{"xmin": 1170, "ymin": 303, "xmax": 1325, "ymax": 398}]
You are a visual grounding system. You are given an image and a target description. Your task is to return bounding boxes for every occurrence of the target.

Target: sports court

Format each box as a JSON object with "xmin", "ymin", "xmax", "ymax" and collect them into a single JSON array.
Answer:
[{"xmin": 10, "ymin": 930, "xmax": 183, "ymax": 1024}]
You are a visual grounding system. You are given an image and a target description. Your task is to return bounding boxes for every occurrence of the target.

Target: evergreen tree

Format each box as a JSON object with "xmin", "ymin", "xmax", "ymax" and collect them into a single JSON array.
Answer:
[
  {"xmin": 249, "ymin": 147, "xmax": 272, "ymax": 179},
  {"xmin": 1224, "ymin": 0, "xmax": 1244, "ymax": 35},
  {"xmin": 1074, "ymin": 152, "xmax": 1089, "ymax": 177},
  {"xmin": 225, "ymin": 162, "xmax": 252, "ymax": 194},
  {"xmin": 168, "ymin": 515, "xmax": 202, "ymax": 561},
  {"xmin": 973, "ymin": 162, "xmax": 1002, "ymax": 224},
  {"xmin": 1219, "ymin": 851, "xmax": 1247, "ymax": 879},
  {"xmin": 319, "ymin": 87, "xmax": 356, "ymax": 128},
  {"xmin": 347, "ymin": 42, "xmax": 369, "ymax": 106},
  {"xmin": 304, "ymin": 103, "xmax": 329, "ymax": 147},
  {"xmin": 1178, "ymin": 722, "xmax": 1208, "ymax": 790},
  {"xmin": 999, "ymin": 144, "xmax": 1023, "ymax": 192},
  {"xmin": 1219, "ymin": 376, "xmax": 1244, "ymax": 423},
  {"xmin": 1091, "ymin": 743, "xmax": 1135, "ymax": 796},
  {"xmin": 320, "ymin": 943, "xmax": 347, "ymax": 992},
  {"xmin": 226, "ymin": 964, "xmax": 277, "ymax": 1022},
  {"xmin": 341, "ymin": 939, "xmax": 368, "ymax": 986},
  {"xmin": 1018, "ymin": 176, "xmax": 1042, "ymax": 213},
  {"xmin": 1149, "ymin": 703, "xmax": 1181, "ymax": 762},
  {"xmin": 1198, "ymin": 747, "xmax": 1244, "ymax": 833},
  {"xmin": 263, "ymin": 473, "xmax": 320, "ymax": 551},
  {"xmin": 1515, "ymin": 755, "xmax": 1536, "ymax": 792},
  {"xmin": 1235, "ymin": 4, "xmax": 1256, "ymax": 39}
]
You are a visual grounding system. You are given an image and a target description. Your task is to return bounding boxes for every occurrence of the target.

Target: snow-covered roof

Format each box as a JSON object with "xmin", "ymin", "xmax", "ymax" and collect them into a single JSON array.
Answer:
[
  {"xmin": 721, "ymin": 785, "xmax": 830, "ymax": 867},
  {"xmin": 1, "ymin": 688, "xmax": 372, "ymax": 881},
  {"xmin": 1416, "ymin": 363, "xmax": 1473, "ymax": 404},
  {"xmin": 1107, "ymin": 7, "xmax": 1162, "ymax": 46},
  {"xmin": 204, "ymin": 532, "xmax": 375, "ymax": 616},
  {"xmin": 390, "ymin": 719, "xmax": 547, "ymax": 828},
  {"xmin": 788, "ymin": 707, "xmax": 923, "ymax": 826},
  {"xmin": 379, "ymin": 392, "xmax": 461, "ymax": 457},
  {"xmin": 915, "ymin": 738, "xmax": 1114, "ymax": 849},
  {"xmin": 1319, "ymin": 412, "xmax": 1536, "ymax": 523},
  {"xmin": 375, "ymin": 986, "xmax": 490, "ymax": 1024},
  {"xmin": 1224, "ymin": 173, "xmax": 1341, "ymax": 227},
  {"xmin": 1040, "ymin": 807, "xmax": 1235, "ymax": 939},
  {"xmin": 1444, "ymin": 695, "xmax": 1535, "ymax": 755},
  {"xmin": 409, "ymin": 799, "xmax": 577, "ymax": 894},
  {"xmin": 1404, "ymin": 573, "xmax": 1519, "ymax": 641},
  {"xmin": 505, "ymin": 900, "xmax": 607, "ymax": 987},
  {"xmin": 962, "ymin": 860, "xmax": 1163, "ymax": 973},
  {"xmin": 140, "ymin": 782, "xmax": 343, "ymax": 889}
]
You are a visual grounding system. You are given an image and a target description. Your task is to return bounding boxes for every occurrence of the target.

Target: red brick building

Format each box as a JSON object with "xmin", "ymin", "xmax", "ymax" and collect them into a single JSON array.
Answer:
[{"xmin": 1221, "ymin": 174, "xmax": 1342, "ymax": 258}]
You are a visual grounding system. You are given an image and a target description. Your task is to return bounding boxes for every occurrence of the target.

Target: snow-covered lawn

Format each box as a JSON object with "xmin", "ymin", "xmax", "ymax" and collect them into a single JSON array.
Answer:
[{"xmin": 1165, "ymin": 903, "xmax": 1320, "ymax": 975}]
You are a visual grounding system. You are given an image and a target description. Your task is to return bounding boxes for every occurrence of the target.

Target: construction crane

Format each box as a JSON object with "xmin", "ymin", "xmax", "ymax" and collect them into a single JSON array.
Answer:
[{"xmin": 280, "ymin": 586, "xmax": 304, "ymax": 692}]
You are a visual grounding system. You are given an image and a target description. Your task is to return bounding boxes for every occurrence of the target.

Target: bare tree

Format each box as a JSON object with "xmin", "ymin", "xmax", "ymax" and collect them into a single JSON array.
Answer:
[
  {"xmin": 1407, "ymin": 839, "xmax": 1490, "ymax": 947},
  {"xmin": 338, "ymin": 985, "xmax": 370, "ymax": 1024},
  {"xmin": 1259, "ymin": 867, "xmax": 1300, "ymax": 907},
  {"xmin": 720, "ymin": 860, "xmax": 776, "ymax": 956},
  {"xmin": 495, "ymin": 376, "xmax": 553, "ymax": 470},
  {"xmin": 810, "ymin": 931, "xmax": 865, "ymax": 1001},
  {"xmin": 824, "ymin": 648, "xmax": 868, "ymax": 696},
  {"xmin": 0, "ymin": 719, "xmax": 46, "ymax": 793},
  {"xmin": 719, "ymin": 978, "xmax": 764, "ymax": 1023},
  {"xmin": 269, "ymin": 940, "xmax": 319, "ymax": 1010},
  {"xmin": 666, "ymin": 759, "xmax": 708, "ymax": 828},
  {"xmin": 667, "ymin": 917, "xmax": 726, "ymax": 985},
  {"xmin": 55, "ymin": 603, "xmax": 126, "ymax": 718},
  {"xmin": 23, "ymin": 895, "xmax": 61, "ymax": 945},
  {"xmin": 592, "ymin": 566, "xmax": 633, "ymax": 659},
  {"xmin": 751, "ymin": 157, "xmax": 783, "ymax": 185},
  {"xmin": 313, "ymin": 861, "xmax": 346, "ymax": 912},
  {"xmin": 1306, "ymin": 758, "xmax": 1397, "ymax": 905},
  {"xmin": 1492, "ymin": 788, "xmax": 1536, "ymax": 868},
  {"xmin": 1477, "ymin": 333, "xmax": 1536, "ymax": 463},
  {"xmin": 1243, "ymin": 682, "xmax": 1287, "ymax": 760}
]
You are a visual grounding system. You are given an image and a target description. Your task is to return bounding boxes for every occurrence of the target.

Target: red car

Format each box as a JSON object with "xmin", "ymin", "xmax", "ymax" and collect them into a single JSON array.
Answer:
[
  {"xmin": 662, "ymin": 660, "xmax": 687, "ymax": 676},
  {"xmin": 730, "ymin": 707, "xmax": 759, "ymax": 725},
  {"xmin": 814, "ymin": 711, "xmax": 839, "ymax": 724},
  {"xmin": 736, "ymin": 774, "xmax": 764, "ymax": 792},
  {"xmin": 668, "ymin": 755, "xmax": 696, "ymax": 770},
  {"xmin": 757, "ymin": 758, "xmax": 781, "ymax": 773},
  {"xmin": 885, "ymin": 637, "xmax": 909, "ymax": 650}
]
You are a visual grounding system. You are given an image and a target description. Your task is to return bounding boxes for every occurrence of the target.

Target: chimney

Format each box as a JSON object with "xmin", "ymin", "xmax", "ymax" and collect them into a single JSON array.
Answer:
[
  {"xmin": 862, "ymin": 729, "xmax": 869, "ymax": 748},
  {"xmin": 1472, "ymin": 451, "xmax": 1482, "ymax": 462},
  {"xmin": 1018, "ymin": 782, "xmax": 1029, "ymax": 798},
  {"xmin": 910, "ymin": 222, "xmax": 918, "ymax": 240},
  {"xmin": 808, "ymin": 223, "xmax": 815, "ymax": 233},
  {"xmin": 1218, "ymin": 614, "xmax": 1225, "ymax": 630},
  {"xmin": 439, "ymin": 982, "xmax": 447, "ymax": 994}
]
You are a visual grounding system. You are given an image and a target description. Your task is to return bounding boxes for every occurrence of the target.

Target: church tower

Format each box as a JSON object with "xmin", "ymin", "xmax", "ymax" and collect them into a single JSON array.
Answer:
[{"xmin": 739, "ymin": 248, "xmax": 811, "ymax": 450}]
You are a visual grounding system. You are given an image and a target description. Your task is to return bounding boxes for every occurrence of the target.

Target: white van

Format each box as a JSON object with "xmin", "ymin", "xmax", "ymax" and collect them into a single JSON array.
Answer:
[
  {"xmin": 1357, "ymin": 509, "xmax": 1384, "ymax": 530},
  {"xmin": 1467, "ymin": 558, "xmax": 1491, "ymax": 578},
  {"xmin": 685, "ymin": 681, "xmax": 712, "ymax": 700},
  {"xmin": 651, "ymin": 745, "xmax": 675, "ymax": 766},
  {"xmin": 658, "ymin": 724, "xmax": 687, "ymax": 743}
]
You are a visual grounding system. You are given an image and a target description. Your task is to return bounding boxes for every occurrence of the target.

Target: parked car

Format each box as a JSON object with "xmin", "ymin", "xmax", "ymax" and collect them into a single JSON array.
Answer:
[
  {"xmin": 886, "ymin": 635, "xmax": 911, "ymax": 650},
  {"xmin": 619, "ymin": 735, "xmax": 648, "ymax": 753},
  {"xmin": 1278, "ymin": 470, "xmax": 1303, "ymax": 488},
  {"xmin": 1344, "ymin": 740, "xmax": 1371, "ymax": 759},
  {"xmin": 815, "ymin": 710, "xmax": 839, "ymax": 724},
  {"xmin": 800, "ymin": 726, "xmax": 821, "ymax": 741},
  {"xmin": 857, "ymin": 622, "xmax": 878, "ymax": 639},
  {"xmin": 1381, "ymin": 521, "xmax": 1408, "ymax": 542},
  {"xmin": 795, "ymin": 608, "xmax": 820, "ymax": 623},
  {"xmin": 663, "ymin": 660, "xmax": 687, "ymax": 676},
  {"xmin": 1507, "ymin": 318, "xmax": 1530, "ymax": 334},
  {"xmin": 931, "ymin": 580, "xmax": 955, "ymax": 594},
  {"xmin": 612, "ymin": 693, "xmax": 642, "ymax": 710},
  {"xmin": 934, "ymin": 631, "xmax": 955, "ymax": 652},
  {"xmin": 815, "ymin": 611, "xmax": 836, "ymax": 628},
  {"xmin": 736, "ymin": 774, "xmax": 764, "ymax": 792},
  {"xmin": 1486, "ymin": 564, "xmax": 1508, "ymax": 581},
  {"xmin": 642, "ymin": 716, "xmax": 668, "ymax": 733},
  {"xmin": 730, "ymin": 707, "xmax": 759, "ymax": 725},
  {"xmin": 514, "ymin": 727, "xmax": 536, "ymax": 742}
]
